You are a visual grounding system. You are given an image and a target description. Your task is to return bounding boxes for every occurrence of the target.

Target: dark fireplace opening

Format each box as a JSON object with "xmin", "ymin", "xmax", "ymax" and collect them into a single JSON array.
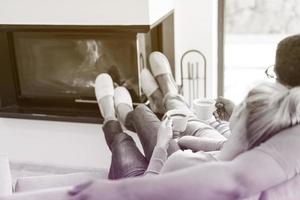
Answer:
[
  {"xmin": 0, "ymin": 14, "xmax": 174, "ymax": 123},
  {"xmin": 14, "ymin": 32, "xmax": 139, "ymax": 100}
]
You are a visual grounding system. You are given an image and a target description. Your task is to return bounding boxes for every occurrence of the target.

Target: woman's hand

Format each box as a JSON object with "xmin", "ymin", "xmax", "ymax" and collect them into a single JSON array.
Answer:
[
  {"xmin": 156, "ymin": 117, "xmax": 173, "ymax": 149},
  {"xmin": 214, "ymin": 97, "xmax": 235, "ymax": 121}
]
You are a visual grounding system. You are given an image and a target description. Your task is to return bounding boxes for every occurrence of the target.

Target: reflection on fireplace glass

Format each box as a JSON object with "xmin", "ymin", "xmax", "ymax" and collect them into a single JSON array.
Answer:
[{"xmin": 13, "ymin": 32, "xmax": 138, "ymax": 99}]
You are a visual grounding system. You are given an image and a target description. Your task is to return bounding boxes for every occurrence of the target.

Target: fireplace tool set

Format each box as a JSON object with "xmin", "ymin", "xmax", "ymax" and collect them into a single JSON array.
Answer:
[{"xmin": 179, "ymin": 50, "xmax": 207, "ymax": 106}]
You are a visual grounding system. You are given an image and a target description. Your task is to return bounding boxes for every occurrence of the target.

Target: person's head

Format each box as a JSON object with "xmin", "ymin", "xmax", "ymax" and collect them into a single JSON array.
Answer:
[
  {"xmin": 275, "ymin": 34, "xmax": 300, "ymax": 87},
  {"xmin": 233, "ymin": 82, "xmax": 300, "ymax": 149}
]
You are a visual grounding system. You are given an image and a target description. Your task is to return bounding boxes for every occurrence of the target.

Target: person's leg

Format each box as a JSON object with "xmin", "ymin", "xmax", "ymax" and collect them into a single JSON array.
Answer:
[
  {"xmin": 124, "ymin": 104, "xmax": 180, "ymax": 161},
  {"xmin": 162, "ymin": 89, "xmax": 226, "ymax": 140},
  {"xmin": 113, "ymin": 85, "xmax": 178, "ymax": 161},
  {"xmin": 95, "ymin": 74, "xmax": 148, "ymax": 179},
  {"xmin": 102, "ymin": 120, "xmax": 148, "ymax": 179},
  {"xmin": 149, "ymin": 53, "xmax": 226, "ymax": 141},
  {"xmin": 142, "ymin": 53, "xmax": 200, "ymax": 138},
  {"xmin": 124, "ymin": 104, "xmax": 160, "ymax": 161},
  {"xmin": 114, "ymin": 87, "xmax": 133, "ymax": 126},
  {"xmin": 149, "ymin": 52, "xmax": 178, "ymax": 96},
  {"xmin": 140, "ymin": 68, "xmax": 165, "ymax": 114},
  {"xmin": 147, "ymin": 52, "xmax": 194, "ymax": 113}
]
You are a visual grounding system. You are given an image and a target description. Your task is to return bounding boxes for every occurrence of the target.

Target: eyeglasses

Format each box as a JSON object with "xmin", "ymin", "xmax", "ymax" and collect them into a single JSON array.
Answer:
[{"xmin": 265, "ymin": 65, "xmax": 277, "ymax": 79}]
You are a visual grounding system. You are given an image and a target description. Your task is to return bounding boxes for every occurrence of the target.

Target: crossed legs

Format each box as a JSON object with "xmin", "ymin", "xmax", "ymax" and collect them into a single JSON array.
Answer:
[
  {"xmin": 96, "ymin": 74, "xmax": 167, "ymax": 179},
  {"xmin": 98, "ymin": 52, "xmax": 226, "ymax": 179},
  {"xmin": 142, "ymin": 52, "xmax": 226, "ymax": 141}
]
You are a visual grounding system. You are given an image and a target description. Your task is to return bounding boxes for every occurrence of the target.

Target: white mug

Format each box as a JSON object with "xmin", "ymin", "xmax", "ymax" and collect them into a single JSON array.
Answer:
[
  {"xmin": 163, "ymin": 109, "xmax": 189, "ymax": 138},
  {"xmin": 192, "ymin": 98, "xmax": 216, "ymax": 120}
]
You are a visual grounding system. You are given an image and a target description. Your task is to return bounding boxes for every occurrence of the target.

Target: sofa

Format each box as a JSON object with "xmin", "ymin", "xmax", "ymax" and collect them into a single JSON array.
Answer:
[
  {"xmin": 0, "ymin": 155, "xmax": 108, "ymax": 199},
  {"xmin": 1, "ymin": 154, "xmax": 300, "ymax": 200}
]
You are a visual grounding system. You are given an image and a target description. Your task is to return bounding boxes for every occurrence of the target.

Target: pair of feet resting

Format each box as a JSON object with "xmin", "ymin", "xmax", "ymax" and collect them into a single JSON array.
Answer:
[
  {"xmin": 95, "ymin": 51, "xmax": 179, "ymax": 123},
  {"xmin": 94, "ymin": 53, "xmax": 178, "ymax": 158},
  {"xmin": 95, "ymin": 73, "xmax": 133, "ymax": 125},
  {"xmin": 140, "ymin": 52, "xmax": 178, "ymax": 114},
  {"xmin": 94, "ymin": 52, "xmax": 228, "ymax": 153}
]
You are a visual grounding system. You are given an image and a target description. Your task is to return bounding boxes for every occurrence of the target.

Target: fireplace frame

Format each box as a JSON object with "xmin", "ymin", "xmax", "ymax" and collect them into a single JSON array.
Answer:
[{"xmin": 0, "ymin": 13, "xmax": 174, "ymax": 124}]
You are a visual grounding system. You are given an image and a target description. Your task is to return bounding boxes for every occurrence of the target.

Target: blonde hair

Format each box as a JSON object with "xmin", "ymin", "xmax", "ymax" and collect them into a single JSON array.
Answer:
[{"xmin": 244, "ymin": 82, "xmax": 300, "ymax": 149}]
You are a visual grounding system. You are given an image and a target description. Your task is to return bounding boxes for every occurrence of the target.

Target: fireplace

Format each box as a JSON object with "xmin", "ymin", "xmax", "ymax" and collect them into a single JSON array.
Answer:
[{"xmin": 0, "ymin": 13, "xmax": 174, "ymax": 123}]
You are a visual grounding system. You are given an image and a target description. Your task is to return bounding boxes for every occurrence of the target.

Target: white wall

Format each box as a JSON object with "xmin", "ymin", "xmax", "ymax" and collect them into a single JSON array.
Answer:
[
  {"xmin": 0, "ymin": 118, "xmax": 142, "ymax": 169},
  {"xmin": 0, "ymin": 0, "xmax": 174, "ymax": 25},
  {"xmin": 148, "ymin": 0, "xmax": 175, "ymax": 25},
  {"xmin": 174, "ymin": 0, "xmax": 218, "ymax": 98}
]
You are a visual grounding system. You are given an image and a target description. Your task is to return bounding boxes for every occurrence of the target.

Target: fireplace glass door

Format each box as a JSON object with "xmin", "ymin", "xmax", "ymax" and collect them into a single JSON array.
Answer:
[{"xmin": 13, "ymin": 32, "xmax": 139, "ymax": 101}]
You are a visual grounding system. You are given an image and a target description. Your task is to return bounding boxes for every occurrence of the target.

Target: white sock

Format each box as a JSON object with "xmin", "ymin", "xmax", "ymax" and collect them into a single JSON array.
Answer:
[
  {"xmin": 116, "ymin": 103, "xmax": 133, "ymax": 125},
  {"xmin": 98, "ymin": 96, "xmax": 117, "ymax": 121},
  {"xmin": 156, "ymin": 74, "xmax": 178, "ymax": 96}
]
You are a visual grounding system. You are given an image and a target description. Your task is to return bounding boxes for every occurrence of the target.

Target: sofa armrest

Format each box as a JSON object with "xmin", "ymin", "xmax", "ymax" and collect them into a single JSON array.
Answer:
[
  {"xmin": 0, "ymin": 187, "xmax": 71, "ymax": 200},
  {"xmin": 15, "ymin": 171, "xmax": 108, "ymax": 193},
  {"xmin": 0, "ymin": 155, "xmax": 12, "ymax": 196}
]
